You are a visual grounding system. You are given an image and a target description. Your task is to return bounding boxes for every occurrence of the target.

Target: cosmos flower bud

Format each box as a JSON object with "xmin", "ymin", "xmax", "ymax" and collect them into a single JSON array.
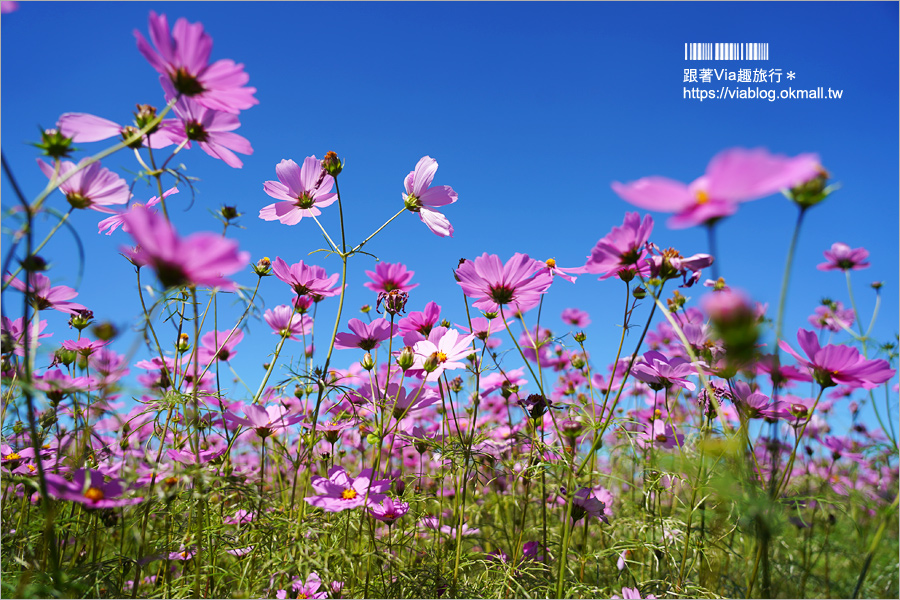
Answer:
[
  {"xmin": 54, "ymin": 347, "xmax": 77, "ymax": 366},
  {"xmin": 68, "ymin": 309, "xmax": 94, "ymax": 331},
  {"xmin": 633, "ymin": 286, "xmax": 647, "ymax": 299},
  {"xmin": 33, "ymin": 128, "xmax": 75, "ymax": 159},
  {"xmin": 667, "ymin": 290, "xmax": 686, "ymax": 312},
  {"xmin": 422, "ymin": 351, "xmax": 442, "ymax": 373},
  {"xmin": 788, "ymin": 166, "xmax": 832, "ymax": 209},
  {"xmin": 397, "ymin": 346, "xmax": 416, "ymax": 372},
  {"xmin": 92, "ymin": 321, "xmax": 118, "ymax": 341},
  {"xmin": 176, "ymin": 333, "xmax": 191, "ymax": 353},
  {"xmin": 220, "ymin": 205, "xmax": 240, "ymax": 221},
  {"xmin": 253, "ymin": 256, "xmax": 272, "ymax": 277},
  {"xmin": 322, "ymin": 151, "xmax": 343, "ymax": 177},
  {"xmin": 448, "ymin": 376, "xmax": 463, "ymax": 393},
  {"xmin": 361, "ymin": 353, "xmax": 375, "ymax": 371},
  {"xmin": 134, "ymin": 104, "xmax": 159, "ymax": 133},
  {"xmin": 574, "ymin": 331, "xmax": 587, "ymax": 343},
  {"xmin": 361, "ymin": 304, "xmax": 372, "ymax": 314},
  {"xmin": 570, "ymin": 355, "xmax": 586, "ymax": 369}
]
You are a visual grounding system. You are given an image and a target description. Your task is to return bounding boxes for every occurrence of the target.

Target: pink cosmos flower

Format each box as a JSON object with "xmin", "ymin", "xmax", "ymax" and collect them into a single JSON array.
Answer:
[
  {"xmin": 57, "ymin": 112, "xmax": 172, "ymax": 148},
  {"xmin": 44, "ymin": 468, "xmax": 142, "ymax": 508},
  {"xmin": 457, "ymin": 315, "xmax": 510, "ymax": 349},
  {"xmin": 38, "ymin": 158, "xmax": 130, "ymax": 212},
  {"xmin": 135, "ymin": 12, "xmax": 258, "ymax": 114},
  {"xmin": 402, "ymin": 156, "xmax": 458, "ymax": 237},
  {"xmin": 61, "ymin": 338, "xmax": 110, "ymax": 358},
  {"xmin": 778, "ymin": 329, "xmax": 894, "ymax": 390},
  {"xmin": 224, "ymin": 404, "xmax": 304, "ymax": 438},
  {"xmin": 123, "ymin": 207, "xmax": 249, "ymax": 290},
  {"xmin": 198, "ymin": 329, "xmax": 243, "ymax": 363},
  {"xmin": 398, "ymin": 301, "xmax": 442, "ymax": 340},
  {"xmin": 410, "ymin": 328, "xmax": 475, "ymax": 381},
  {"xmin": 421, "ymin": 516, "xmax": 480, "ymax": 537},
  {"xmin": 97, "ymin": 187, "xmax": 179, "ymax": 235},
  {"xmin": 264, "ymin": 305, "xmax": 312, "ymax": 340},
  {"xmin": 584, "ymin": 212, "xmax": 655, "ymax": 279},
  {"xmin": 1, "ymin": 316, "xmax": 51, "ymax": 356},
  {"xmin": 612, "ymin": 148, "xmax": 821, "ymax": 229},
  {"xmin": 613, "ymin": 587, "xmax": 657, "ymax": 600},
  {"xmin": 455, "ymin": 253, "xmax": 553, "ymax": 315},
  {"xmin": 278, "ymin": 573, "xmax": 328, "ymax": 600},
  {"xmin": 259, "ymin": 157, "xmax": 337, "ymax": 225},
  {"xmin": 334, "ymin": 318, "xmax": 397, "ymax": 351},
  {"xmin": 631, "ymin": 350, "xmax": 700, "ymax": 391},
  {"xmin": 536, "ymin": 258, "xmax": 586, "ymax": 283},
  {"xmin": 156, "ymin": 93, "xmax": 253, "ymax": 168},
  {"xmin": 304, "ymin": 466, "xmax": 390, "ymax": 512},
  {"xmin": 4, "ymin": 273, "xmax": 87, "ymax": 314},
  {"xmin": 731, "ymin": 382, "xmax": 789, "ymax": 420},
  {"xmin": 1, "ymin": 2, "xmax": 19, "ymax": 13},
  {"xmin": 817, "ymin": 242, "xmax": 870, "ymax": 271},
  {"xmin": 808, "ymin": 301, "xmax": 855, "ymax": 333},
  {"xmin": 638, "ymin": 419, "xmax": 684, "ymax": 450},
  {"xmin": 271, "ymin": 257, "xmax": 341, "ymax": 300},
  {"xmin": 570, "ymin": 487, "xmax": 610, "ymax": 524},
  {"xmin": 561, "ymin": 308, "xmax": 591, "ymax": 328},
  {"xmin": 644, "ymin": 243, "xmax": 714, "ymax": 288},
  {"xmin": 369, "ymin": 496, "xmax": 410, "ymax": 523},
  {"xmin": 364, "ymin": 261, "xmax": 418, "ymax": 293}
]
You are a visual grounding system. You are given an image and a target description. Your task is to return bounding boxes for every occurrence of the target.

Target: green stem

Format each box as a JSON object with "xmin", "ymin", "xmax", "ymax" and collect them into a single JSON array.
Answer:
[{"xmin": 774, "ymin": 206, "xmax": 808, "ymax": 349}]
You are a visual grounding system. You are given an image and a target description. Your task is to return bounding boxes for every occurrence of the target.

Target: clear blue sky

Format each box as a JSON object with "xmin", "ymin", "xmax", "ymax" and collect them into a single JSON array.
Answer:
[{"xmin": 2, "ymin": 2, "xmax": 897, "ymax": 432}]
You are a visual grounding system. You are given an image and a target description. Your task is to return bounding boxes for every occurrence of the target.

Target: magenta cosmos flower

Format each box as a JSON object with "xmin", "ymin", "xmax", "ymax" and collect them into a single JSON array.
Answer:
[
  {"xmin": 156, "ymin": 93, "xmax": 253, "ymax": 168},
  {"xmin": 198, "ymin": 329, "xmax": 243, "ymax": 363},
  {"xmin": 570, "ymin": 487, "xmax": 610, "ymax": 524},
  {"xmin": 369, "ymin": 496, "xmax": 410, "ymax": 524},
  {"xmin": 271, "ymin": 257, "xmax": 340, "ymax": 299},
  {"xmin": 364, "ymin": 261, "xmax": 418, "ymax": 293},
  {"xmin": 455, "ymin": 253, "xmax": 553, "ymax": 315},
  {"xmin": 57, "ymin": 112, "xmax": 172, "ymax": 148},
  {"xmin": 808, "ymin": 301, "xmax": 855, "ymax": 333},
  {"xmin": 44, "ymin": 468, "xmax": 142, "ymax": 508},
  {"xmin": 817, "ymin": 242, "xmax": 870, "ymax": 271},
  {"xmin": 402, "ymin": 156, "xmax": 458, "ymax": 237},
  {"xmin": 4, "ymin": 273, "xmax": 87, "ymax": 315},
  {"xmin": 224, "ymin": 403, "xmax": 304, "ymax": 438},
  {"xmin": 410, "ymin": 328, "xmax": 475, "ymax": 381},
  {"xmin": 259, "ymin": 157, "xmax": 336, "ymax": 225},
  {"xmin": 135, "ymin": 12, "xmax": 258, "ymax": 114},
  {"xmin": 779, "ymin": 329, "xmax": 894, "ymax": 390},
  {"xmin": 304, "ymin": 465, "xmax": 390, "ymax": 512},
  {"xmin": 631, "ymin": 350, "xmax": 701, "ymax": 391},
  {"xmin": 561, "ymin": 308, "xmax": 590, "ymax": 328},
  {"xmin": 584, "ymin": 212, "xmax": 654, "ymax": 279},
  {"xmin": 38, "ymin": 158, "xmax": 130, "ymax": 213},
  {"xmin": 123, "ymin": 207, "xmax": 249, "ymax": 290},
  {"xmin": 334, "ymin": 318, "xmax": 397, "ymax": 351},
  {"xmin": 264, "ymin": 305, "xmax": 312, "ymax": 340},
  {"xmin": 612, "ymin": 148, "xmax": 821, "ymax": 229},
  {"xmin": 1, "ymin": 316, "xmax": 50, "ymax": 356}
]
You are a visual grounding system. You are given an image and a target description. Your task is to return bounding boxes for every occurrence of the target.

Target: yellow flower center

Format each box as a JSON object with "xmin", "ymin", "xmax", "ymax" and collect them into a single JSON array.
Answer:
[
  {"xmin": 27, "ymin": 465, "xmax": 36, "ymax": 473},
  {"xmin": 654, "ymin": 409, "xmax": 662, "ymax": 418},
  {"xmin": 696, "ymin": 189, "xmax": 710, "ymax": 204},
  {"xmin": 4, "ymin": 453, "xmax": 21, "ymax": 460},
  {"xmin": 342, "ymin": 488, "xmax": 358, "ymax": 500},
  {"xmin": 436, "ymin": 351, "xmax": 448, "ymax": 362},
  {"xmin": 83, "ymin": 487, "xmax": 105, "ymax": 502},
  {"xmin": 545, "ymin": 258, "xmax": 557, "ymax": 268}
]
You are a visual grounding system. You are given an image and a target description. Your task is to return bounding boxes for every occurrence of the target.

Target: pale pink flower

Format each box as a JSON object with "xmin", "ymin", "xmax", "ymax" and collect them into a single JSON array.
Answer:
[
  {"xmin": 410, "ymin": 328, "xmax": 475, "ymax": 381},
  {"xmin": 364, "ymin": 261, "xmax": 418, "ymax": 293},
  {"xmin": 37, "ymin": 158, "xmax": 130, "ymax": 213},
  {"xmin": 259, "ymin": 157, "xmax": 336, "ymax": 225},
  {"xmin": 157, "ymin": 93, "xmax": 253, "ymax": 168},
  {"xmin": 4, "ymin": 273, "xmax": 87, "ymax": 315},
  {"xmin": 817, "ymin": 242, "xmax": 870, "ymax": 271},
  {"xmin": 402, "ymin": 156, "xmax": 457, "ymax": 237},
  {"xmin": 97, "ymin": 187, "xmax": 179, "ymax": 235},
  {"xmin": 264, "ymin": 305, "xmax": 312, "ymax": 340},
  {"xmin": 455, "ymin": 253, "xmax": 553, "ymax": 315}
]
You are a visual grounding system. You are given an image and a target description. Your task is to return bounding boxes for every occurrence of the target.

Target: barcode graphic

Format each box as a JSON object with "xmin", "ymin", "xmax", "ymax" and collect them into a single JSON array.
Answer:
[{"xmin": 684, "ymin": 42, "xmax": 769, "ymax": 60}]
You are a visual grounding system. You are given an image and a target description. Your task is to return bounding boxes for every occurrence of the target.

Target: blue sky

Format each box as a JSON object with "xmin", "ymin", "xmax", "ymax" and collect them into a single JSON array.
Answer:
[{"xmin": 2, "ymin": 2, "xmax": 897, "ymax": 433}]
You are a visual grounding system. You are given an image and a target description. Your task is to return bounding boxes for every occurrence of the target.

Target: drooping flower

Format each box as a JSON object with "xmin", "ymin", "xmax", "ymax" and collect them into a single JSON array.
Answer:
[
  {"xmin": 455, "ymin": 253, "xmax": 553, "ymax": 315},
  {"xmin": 536, "ymin": 258, "xmax": 586, "ymax": 283},
  {"xmin": 364, "ymin": 261, "xmax": 418, "ymax": 293},
  {"xmin": 778, "ymin": 329, "xmax": 894, "ymax": 390},
  {"xmin": 259, "ymin": 157, "xmax": 337, "ymax": 225},
  {"xmin": 402, "ymin": 156, "xmax": 458, "ymax": 237},
  {"xmin": 37, "ymin": 158, "xmax": 131, "ymax": 212},
  {"xmin": 123, "ymin": 207, "xmax": 249, "ymax": 290},
  {"xmin": 611, "ymin": 147, "xmax": 821, "ymax": 229},
  {"xmin": 156, "ymin": 93, "xmax": 253, "ymax": 168},
  {"xmin": 271, "ymin": 257, "xmax": 340, "ymax": 300},
  {"xmin": 570, "ymin": 487, "xmax": 610, "ymax": 524},
  {"xmin": 584, "ymin": 212, "xmax": 654, "ymax": 279},
  {"xmin": 304, "ymin": 466, "xmax": 390, "ymax": 512},
  {"xmin": 4, "ymin": 273, "xmax": 87, "ymax": 315},
  {"xmin": 135, "ymin": 11, "xmax": 258, "ymax": 114},
  {"xmin": 334, "ymin": 318, "xmax": 397, "ymax": 351},
  {"xmin": 817, "ymin": 242, "xmax": 870, "ymax": 271},
  {"xmin": 263, "ymin": 305, "xmax": 312, "ymax": 340}
]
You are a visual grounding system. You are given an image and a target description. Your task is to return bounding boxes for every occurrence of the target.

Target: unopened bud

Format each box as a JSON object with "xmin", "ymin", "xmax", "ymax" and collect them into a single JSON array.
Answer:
[
  {"xmin": 422, "ymin": 351, "xmax": 442, "ymax": 373},
  {"xmin": 253, "ymin": 256, "xmax": 272, "ymax": 277},
  {"xmin": 68, "ymin": 309, "xmax": 94, "ymax": 331},
  {"xmin": 322, "ymin": 151, "xmax": 343, "ymax": 177},
  {"xmin": 220, "ymin": 205, "xmax": 240, "ymax": 221},
  {"xmin": 397, "ymin": 346, "xmax": 415, "ymax": 372},
  {"xmin": 361, "ymin": 353, "xmax": 375, "ymax": 371},
  {"xmin": 176, "ymin": 333, "xmax": 191, "ymax": 353},
  {"xmin": 54, "ymin": 348, "xmax": 77, "ymax": 366},
  {"xmin": 361, "ymin": 304, "xmax": 372, "ymax": 314},
  {"xmin": 33, "ymin": 128, "xmax": 75, "ymax": 159},
  {"xmin": 632, "ymin": 286, "xmax": 647, "ymax": 300},
  {"xmin": 573, "ymin": 331, "xmax": 587, "ymax": 343},
  {"xmin": 91, "ymin": 321, "xmax": 118, "ymax": 341},
  {"xmin": 448, "ymin": 376, "xmax": 463, "ymax": 393}
]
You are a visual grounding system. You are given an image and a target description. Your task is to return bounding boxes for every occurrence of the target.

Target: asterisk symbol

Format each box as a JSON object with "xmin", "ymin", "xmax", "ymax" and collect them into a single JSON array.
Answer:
[{"xmin": 787, "ymin": 71, "xmax": 796, "ymax": 80}]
